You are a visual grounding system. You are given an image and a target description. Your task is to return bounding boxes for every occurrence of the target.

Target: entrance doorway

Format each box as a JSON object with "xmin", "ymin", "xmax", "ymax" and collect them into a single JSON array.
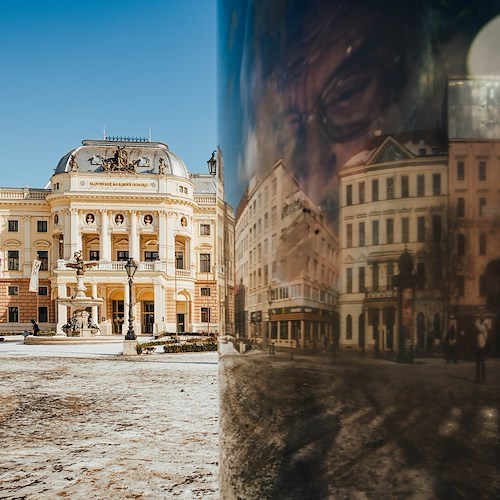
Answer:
[
  {"xmin": 143, "ymin": 301, "xmax": 154, "ymax": 334},
  {"xmin": 112, "ymin": 300, "xmax": 124, "ymax": 334},
  {"xmin": 177, "ymin": 313, "xmax": 185, "ymax": 333}
]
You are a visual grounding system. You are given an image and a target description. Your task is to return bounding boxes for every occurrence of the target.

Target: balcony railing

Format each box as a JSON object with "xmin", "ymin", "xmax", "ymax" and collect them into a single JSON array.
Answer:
[{"xmin": 365, "ymin": 286, "xmax": 397, "ymax": 299}]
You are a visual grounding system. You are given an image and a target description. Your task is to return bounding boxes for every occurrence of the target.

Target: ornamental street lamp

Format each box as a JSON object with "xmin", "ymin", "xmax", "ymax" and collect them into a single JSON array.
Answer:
[
  {"xmin": 207, "ymin": 150, "xmax": 217, "ymax": 175},
  {"xmin": 392, "ymin": 249, "xmax": 417, "ymax": 363},
  {"xmin": 124, "ymin": 258, "xmax": 138, "ymax": 340}
]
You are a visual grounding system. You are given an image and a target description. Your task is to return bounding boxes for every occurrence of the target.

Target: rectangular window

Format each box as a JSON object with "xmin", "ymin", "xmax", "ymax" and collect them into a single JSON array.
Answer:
[
  {"xmin": 358, "ymin": 182, "xmax": 365, "ymax": 203},
  {"xmin": 457, "ymin": 275, "xmax": 465, "ymax": 297},
  {"xmin": 359, "ymin": 267, "xmax": 365, "ymax": 293},
  {"xmin": 432, "ymin": 216, "xmax": 441, "ymax": 242},
  {"xmin": 8, "ymin": 250, "xmax": 19, "ymax": 270},
  {"xmin": 478, "ymin": 160, "xmax": 487, "ymax": 181},
  {"xmin": 200, "ymin": 224, "xmax": 211, "ymax": 236},
  {"xmin": 8, "ymin": 220, "xmax": 18, "ymax": 232},
  {"xmin": 200, "ymin": 253, "xmax": 211, "ymax": 273},
  {"xmin": 479, "ymin": 233, "xmax": 487, "ymax": 255},
  {"xmin": 372, "ymin": 220, "xmax": 379, "ymax": 245},
  {"xmin": 372, "ymin": 262, "xmax": 379, "ymax": 291},
  {"xmin": 346, "ymin": 185, "xmax": 352, "ymax": 206},
  {"xmin": 372, "ymin": 179, "xmax": 379, "ymax": 201},
  {"xmin": 38, "ymin": 306, "xmax": 48, "ymax": 323},
  {"xmin": 387, "ymin": 262, "xmax": 394, "ymax": 288},
  {"xmin": 201, "ymin": 287, "xmax": 211, "ymax": 296},
  {"xmin": 201, "ymin": 307, "xmax": 211, "ymax": 323},
  {"xmin": 479, "ymin": 275, "xmax": 487, "ymax": 297},
  {"xmin": 271, "ymin": 205, "xmax": 277, "ymax": 226},
  {"xmin": 479, "ymin": 197, "xmax": 486, "ymax": 216},
  {"xmin": 346, "ymin": 268, "xmax": 353, "ymax": 294},
  {"xmin": 457, "ymin": 234, "xmax": 465, "ymax": 256},
  {"xmin": 417, "ymin": 216, "xmax": 425, "ymax": 242},
  {"xmin": 117, "ymin": 251, "xmax": 129, "ymax": 261},
  {"xmin": 37, "ymin": 251, "xmax": 48, "ymax": 271},
  {"xmin": 386, "ymin": 219, "xmax": 393, "ymax": 244},
  {"xmin": 358, "ymin": 222, "xmax": 365, "ymax": 247},
  {"xmin": 386, "ymin": 178, "xmax": 394, "ymax": 199},
  {"xmin": 175, "ymin": 251, "xmax": 184, "ymax": 269},
  {"xmin": 346, "ymin": 224, "xmax": 353, "ymax": 248},
  {"xmin": 417, "ymin": 175, "xmax": 425, "ymax": 197},
  {"xmin": 38, "ymin": 286, "xmax": 48, "ymax": 296},
  {"xmin": 432, "ymin": 174, "xmax": 441, "ymax": 196},
  {"xmin": 417, "ymin": 262, "xmax": 426, "ymax": 290},
  {"xmin": 401, "ymin": 175, "xmax": 409, "ymax": 198},
  {"xmin": 8, "ymin": 286, "xmax": 18, "ymax": 295},
  {"xmin": 402, "ymin": 218, "xmax": 409, "ymax": 243},
  {"xmin": 457, "ymin": 160, "xmax": 465, "ymax": 181},
  {"xmin": 89, "ymin": 251, "xmax": 100, "ymax": 261},
  {"xmin": 8, "ymin": 306, "xmax": 19, "ymax": 322},
  {"xmin": 37, "ymin": 220, "xmax": 48, "ymax": 232},
  {"xmin": 457, "ymin": 198, "xmax": 465, "ymax": 217},
  {"xmin": 144, "ymin": 251, "xmax": 158, "ymax": 262}
]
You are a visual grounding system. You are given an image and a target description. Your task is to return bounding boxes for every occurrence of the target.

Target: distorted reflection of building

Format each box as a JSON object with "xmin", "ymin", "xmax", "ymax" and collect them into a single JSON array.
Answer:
[
  {"xmin": 338, "ymin": 132, "xmax": 448, "ymax": 352},
  {"xmin": 235, "ymin": 159, "xmax": 339, "ymax": 349},
  {"xmin": 447, "ymin": 76, "xmax": 500, "ymax": 356},
  {"xmin": 0, "ymin": 138, "xmax": 234, "ymax": 336}
]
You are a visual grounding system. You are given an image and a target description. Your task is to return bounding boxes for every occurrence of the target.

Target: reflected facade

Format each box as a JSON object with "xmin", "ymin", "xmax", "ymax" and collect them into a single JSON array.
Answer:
[{"xmin": 218, "ymin": 1, "xmax": 500, "ymax": 497}]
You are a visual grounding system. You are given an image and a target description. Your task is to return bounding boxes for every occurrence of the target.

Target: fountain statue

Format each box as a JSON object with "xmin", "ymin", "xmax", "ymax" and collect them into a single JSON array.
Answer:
[{"xmin": 58, "ymin": 251, "xmax": 104, "ymax": 337}]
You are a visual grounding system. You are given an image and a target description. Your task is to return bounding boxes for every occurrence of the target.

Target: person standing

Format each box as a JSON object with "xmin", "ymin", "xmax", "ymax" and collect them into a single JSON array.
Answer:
[
  {"xmin": 445, "ymin": 325, "xmax": 458, "ymax": 363},
  {"xmin": 31, "ymin": 319, "xmax": 40, "ymax": 336},
  {"xmin": 475, "ymin": 318, "xmax": 488, "ymax": 383}
]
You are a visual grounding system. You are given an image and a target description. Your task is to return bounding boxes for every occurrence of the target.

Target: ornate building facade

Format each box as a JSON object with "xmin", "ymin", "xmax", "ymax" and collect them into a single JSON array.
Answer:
[
  {"xmin": 0, "ymin": 138, "xmax": 234, "ymax": 336},
  {"xmin": 235, "ymin": 160, "xmax": 339, "ymax": 349},
  {"xmin": 338, "ymin": 133, "xmax": 448, "ymax": 351}
]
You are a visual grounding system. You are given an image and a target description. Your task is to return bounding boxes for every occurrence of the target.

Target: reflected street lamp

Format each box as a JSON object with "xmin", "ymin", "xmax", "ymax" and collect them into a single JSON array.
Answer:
[{"xmin": 124, "ymin": 258, "xmax": 138, "ymax": 340}]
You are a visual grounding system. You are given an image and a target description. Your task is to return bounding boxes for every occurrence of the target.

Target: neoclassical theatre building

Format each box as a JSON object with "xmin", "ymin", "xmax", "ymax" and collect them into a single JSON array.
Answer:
[{"xmin": 0, "ymin": 138, "xmax": 234, "ymax": 336}]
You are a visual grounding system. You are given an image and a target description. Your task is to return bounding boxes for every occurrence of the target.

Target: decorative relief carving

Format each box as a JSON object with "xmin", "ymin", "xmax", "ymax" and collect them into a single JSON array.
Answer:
[{"xmin": 87, "ymin": 147, "xmax": 138, "ymax": 173}]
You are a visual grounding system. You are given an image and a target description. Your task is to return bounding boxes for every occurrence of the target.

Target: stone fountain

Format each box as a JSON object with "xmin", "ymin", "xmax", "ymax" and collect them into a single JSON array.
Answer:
[{"xmin": 58, "ymin": 251, "xmax": 104, "ymax": 337}]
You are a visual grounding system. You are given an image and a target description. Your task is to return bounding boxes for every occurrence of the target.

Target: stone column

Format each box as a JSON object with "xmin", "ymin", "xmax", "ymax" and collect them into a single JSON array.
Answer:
[
  {"xmin": 23, "ymin": 216, "xmax": 31, "ymax": 278},
  {"xmin": 300, "ymin": 319, "xmax": 305, "ymax": 348},
  {"xmin": 56, "ymin": 281, "xmax": 68, "ymax": 336},
  {"xmin": 379, "ymin": 307, "xmax": 384, "ymax": 351},
  {"xmin": 70, "ymin": 209, "xmax": 80, "ymax": 256},
  {"xmin": 129, "ymin": 211, "xmax": 139, "ymax": 260},
  {"xmin": 100, "ymin": 210, "xmax": 111, "ymax": 261},
  {"xmin": 122, "ymin": 281, "xmax": 129, "ymax": 336},
  {"xmin": 153, "ymin": 277, "xmax": 165, "ymax": 335},
  {"xmin": 63, "ymin": 210, "xmax": 71, "ymax": 259},
  {"xmin": 159, "ymin": 210, "xmax": 167, "ymax": 261},
  {"xmin": 167, "ymin": 212, "xmax": 176, "ymax": 275}
]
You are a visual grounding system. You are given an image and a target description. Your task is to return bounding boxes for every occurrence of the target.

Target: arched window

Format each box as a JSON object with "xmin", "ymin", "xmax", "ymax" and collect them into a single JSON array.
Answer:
[{"xmin": 346, "ymin": 314, "xmax": 353, "ymax": 340}]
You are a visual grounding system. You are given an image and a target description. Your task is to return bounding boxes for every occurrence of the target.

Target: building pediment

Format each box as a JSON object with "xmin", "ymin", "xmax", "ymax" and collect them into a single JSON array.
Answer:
[{"xmin": 368, "ymin": 136, "xmax": 414, "ymax": 165}]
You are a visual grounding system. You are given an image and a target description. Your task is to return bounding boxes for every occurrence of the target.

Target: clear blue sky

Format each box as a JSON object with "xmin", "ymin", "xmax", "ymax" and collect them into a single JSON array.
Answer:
[{"xmin": 0, "ymin": 0, "xmax": 216, "ymax": 188}]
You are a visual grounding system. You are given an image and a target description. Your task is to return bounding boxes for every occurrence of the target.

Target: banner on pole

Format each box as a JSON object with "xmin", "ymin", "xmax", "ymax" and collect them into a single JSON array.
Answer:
[{"xmin": 29, "ymin": 259, "xmax": 42, "ymax": 292}]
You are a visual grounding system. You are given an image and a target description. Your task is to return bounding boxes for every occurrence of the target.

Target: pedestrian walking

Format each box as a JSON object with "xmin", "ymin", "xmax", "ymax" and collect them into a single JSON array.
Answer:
[
  {"xmin": 445, "ymin": 325, "xmax": 458, "ymax": 363},
  {"xmin": 475, "ymin": 318, "xmax": 488, "ymax": 383},
  {"xmin": 31, "ymin": 319, "xmax": 40, "ymax": 336}
]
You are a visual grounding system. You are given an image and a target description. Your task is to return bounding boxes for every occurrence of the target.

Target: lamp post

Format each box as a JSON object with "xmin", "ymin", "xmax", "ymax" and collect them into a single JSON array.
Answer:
[
  {"xmin": 207, "ymin": 150, "xmax": 217, "ymax": 175},
  {"xmin": 392, "ymin": 249, "xmax": 417, "ymax": 363},
  {"xmin": 267, "ymin": 286, "xmax": 273, "ymax": 351},
  {"xmin": 124, "ymin": 258, "xmax": 138, "ymax": 340}
]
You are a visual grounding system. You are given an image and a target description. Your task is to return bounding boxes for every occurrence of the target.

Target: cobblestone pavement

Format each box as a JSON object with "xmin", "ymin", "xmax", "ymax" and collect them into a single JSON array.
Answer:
[{"xmin": 0, "ymin": 340, "xmax": 218, "ymax": 499}]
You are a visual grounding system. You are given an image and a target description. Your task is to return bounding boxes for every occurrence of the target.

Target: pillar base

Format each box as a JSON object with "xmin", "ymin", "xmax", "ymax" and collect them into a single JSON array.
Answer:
[{"xmin": 123, "ymin": 339, "xmax": 139, "ymax": 356}]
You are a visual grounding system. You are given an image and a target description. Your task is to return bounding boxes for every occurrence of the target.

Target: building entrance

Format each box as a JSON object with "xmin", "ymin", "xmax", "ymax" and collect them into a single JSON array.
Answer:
[
  {"xmin": 112, "ymin": 300, "xmax": 124, "ymax": 334},
  {"xmin": 177, "ymin": 313, "xmax": 185, "ymax": 333},
  {"xmin": 143, "ymin": 301, "xmax": 154, "ymax": 334}
]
